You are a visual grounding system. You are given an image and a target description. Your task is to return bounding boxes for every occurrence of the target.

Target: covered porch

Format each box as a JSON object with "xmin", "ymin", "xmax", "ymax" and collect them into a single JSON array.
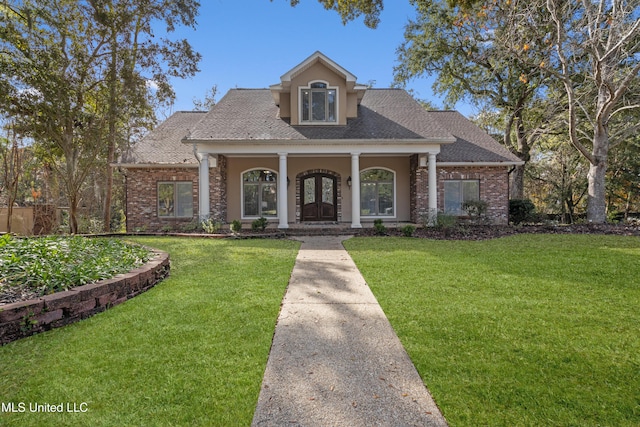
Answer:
[{"xmin": 192, "ymin": 143, "xmax": 442, "ymax": 229}]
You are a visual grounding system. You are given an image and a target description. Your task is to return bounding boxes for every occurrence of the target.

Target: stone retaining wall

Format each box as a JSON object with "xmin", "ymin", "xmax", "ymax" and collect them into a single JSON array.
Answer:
[{"xmin": 0, "ymin": 250, "xmax": 170, "ymax": 345}]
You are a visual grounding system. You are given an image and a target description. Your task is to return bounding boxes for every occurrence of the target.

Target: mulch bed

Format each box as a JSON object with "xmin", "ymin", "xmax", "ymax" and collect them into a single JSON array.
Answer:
[{"xmin": 362, "ymin": 223, "xmax": 640, "ymax": 240}]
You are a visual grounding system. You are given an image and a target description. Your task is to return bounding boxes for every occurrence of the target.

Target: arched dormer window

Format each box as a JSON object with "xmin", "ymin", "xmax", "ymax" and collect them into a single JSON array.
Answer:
[{"xmin": 300, "ymin": 81, "xmax": 337, "ymax": 123}]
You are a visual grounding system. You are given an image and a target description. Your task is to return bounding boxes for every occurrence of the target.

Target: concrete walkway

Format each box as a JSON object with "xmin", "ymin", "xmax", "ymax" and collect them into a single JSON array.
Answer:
[{"xmin": 252, "ymin": 236, "xmax": 448, "ymax": 427}]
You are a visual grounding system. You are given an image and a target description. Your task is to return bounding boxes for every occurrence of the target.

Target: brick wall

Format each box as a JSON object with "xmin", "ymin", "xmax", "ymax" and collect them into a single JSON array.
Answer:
[
  {"xmin": 438, "ymin": 166, "xmax": 510, "ymax": 224},
  {"xmin": 125, "ymin": 155, "xmax": 227, "ymax": 233},
  {"xmin": 410, "ymin": 158, "xmax": 510, "ymax": 224}
]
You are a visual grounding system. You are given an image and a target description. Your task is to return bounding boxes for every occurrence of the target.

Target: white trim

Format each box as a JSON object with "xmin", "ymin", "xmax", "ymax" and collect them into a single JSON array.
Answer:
[
  {"xmin": 280, "ymin": 51, "xmax": 358, "ymax": 84},
  {"xmin": 240, "ymin": 167, "xmax": 279, "ymax": 220},
  {"xmin": 278, "ymin": 154, "xmax": 289, "ymax": 229},
  {"xmin": 184, "ymin": 140, "xmax": 447, "ymax": 155},
  {"xmin": 350, "ymin": 153, "xmax": 362, "ymax": 228},
  {"xmin": 298, "ymin": 80, "xmax": 339, "ymax": 125},
  {"xmin": 359, "ymin": 167, "xmax": 397, "ymax": 220}
]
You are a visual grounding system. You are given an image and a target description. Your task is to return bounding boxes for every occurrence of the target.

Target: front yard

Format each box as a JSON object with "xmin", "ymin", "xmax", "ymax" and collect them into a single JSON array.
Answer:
[
  {"xmin": 345, "ymin": 234, "xmax": 640, "ymax": 427},
  {"xmin": 0, "ymin": 237, "xmax": 300, "ymax": 427},
  {"xmin": 0, "ymin": 234, "xmax": 638, "ymax": 426}
]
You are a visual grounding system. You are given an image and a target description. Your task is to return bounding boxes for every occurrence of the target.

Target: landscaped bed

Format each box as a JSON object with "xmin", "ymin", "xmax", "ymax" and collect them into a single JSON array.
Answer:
[{"xmin": 0, "ymin": 235, "xmax": 152, "ymax": 305}]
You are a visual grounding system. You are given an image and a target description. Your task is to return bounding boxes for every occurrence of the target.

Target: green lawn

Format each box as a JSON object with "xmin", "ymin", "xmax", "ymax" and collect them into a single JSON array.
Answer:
[
  {"xmin": 2, "ymin": 234, "xmax": 638, "ymax": 427},
  {"xmin": 344, "ymin": 234, "xmax": 640, "ymax": 427},
  {"xmin": 0, "ymin": 237, "xmax": 299, "ymax": 427}
]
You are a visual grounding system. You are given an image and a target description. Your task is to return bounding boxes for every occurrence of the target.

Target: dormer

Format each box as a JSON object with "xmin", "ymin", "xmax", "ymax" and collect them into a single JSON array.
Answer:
[{"xmin": 269, "ymin": 51, "xmax": 368, "ymax": 125}]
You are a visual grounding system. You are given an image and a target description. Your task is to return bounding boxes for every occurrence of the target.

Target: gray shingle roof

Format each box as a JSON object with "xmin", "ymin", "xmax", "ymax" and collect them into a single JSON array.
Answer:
[
  {"xmin": 120, "ymin": 89, "xmax": 522, "ymax": 165},
  {"xmin": 121, "ymin": 111, "xmax": 206, "ymax": 165},
  {"xmin": 188, "ymin": 88, "xmax": 454, "ymax": 141},
  {"xmin": 429, "ymin": 111, "xmax": 522, "ymax": 163}
]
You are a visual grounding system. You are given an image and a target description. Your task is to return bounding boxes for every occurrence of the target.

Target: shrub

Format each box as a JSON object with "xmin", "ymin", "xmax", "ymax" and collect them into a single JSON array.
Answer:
[
  {"xmin": 509, "ymin": 199, "xmax": 536, "ymax": 224},
  {"xmin": 230, "ymin": 220, "xmax": 242, "ymax": 233},
  {"xmin": 462, "ymin": 200, "xmax": 489, "ymax": 223},
  {"xmin": 373, "ymin": 218, "xmax": 387, "ymax": 235},
  {"xmin": 180, "ymin": 221, "xmax": 200, "ymax": 232},
  {"xmin": 401, "ymin": 224, "xmax": 416, "ymax": 237},
  {"xmin": 434, "ymin": 212, "xmax": 458, "ymax": 230},
  {"xmin": 251, "ymin": 217, "xmax": 268, "ymax": 231},
  {"xmin": 201, "ymin": 218, "xmax": 222, "ymax": 234}
]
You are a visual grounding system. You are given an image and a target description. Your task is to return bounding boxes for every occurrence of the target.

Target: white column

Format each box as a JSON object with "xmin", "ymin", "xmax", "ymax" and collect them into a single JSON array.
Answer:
[
  {"xmin": 351, "ymin": 153, "xmax": 362, "ymax": 228},
  {"xmin": 428, "ymin": 152, "xmax": 437, "ymax": 225},
  {"xmin": 278, "ymin": 153, "xmax": 289, "ymax": 229},
  {"xmin": 198, "ymin": 152, "xmax": 210, "ymax": 221}
]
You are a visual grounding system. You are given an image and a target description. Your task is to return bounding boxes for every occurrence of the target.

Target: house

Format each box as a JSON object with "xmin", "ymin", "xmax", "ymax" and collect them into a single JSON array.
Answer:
[{"xmin": 116, "ymin": 51, "xmax": 522, "ymax": 232}]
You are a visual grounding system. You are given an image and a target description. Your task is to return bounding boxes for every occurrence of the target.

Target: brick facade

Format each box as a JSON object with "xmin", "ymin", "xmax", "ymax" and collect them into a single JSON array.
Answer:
[
  {"xmin": 126, "ymin": 155, "xmax": 508, "ymax": 231},
  {"xmin": 410, "ymin": 157, "xmax": 510, "ymax": 224},
  {"xmin": 125, "ymin": 155, "xmax": 227, "ymax": 232},
  {"xmin": 438, "ymin": 166, "xmax": 510, "ymax": 224}
]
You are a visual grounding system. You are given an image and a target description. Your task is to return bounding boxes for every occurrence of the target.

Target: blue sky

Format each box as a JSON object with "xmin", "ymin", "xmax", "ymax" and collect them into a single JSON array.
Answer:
[{"xmin": 164, "ymin": 0, "xmax": 475, "ymax": 118}]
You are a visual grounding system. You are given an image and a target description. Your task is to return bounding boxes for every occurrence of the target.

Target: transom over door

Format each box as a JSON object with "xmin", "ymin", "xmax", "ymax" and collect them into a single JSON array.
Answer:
[{"xmin": 301, "ymin": 173, "xmax": 337, "ymax": 221}]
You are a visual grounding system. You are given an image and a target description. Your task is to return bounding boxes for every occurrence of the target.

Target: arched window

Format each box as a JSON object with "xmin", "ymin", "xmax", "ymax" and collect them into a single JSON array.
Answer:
[
  {"xmin": 243, "ymin": 169, "xmax": 277, "ymax": 217},
  {"xmin": 360, "ymin": 168, "xmax": 395, "ymax": 217},
  {"xmin": 300, "ymin": 81, "xmax": 337, "ymax": 123}
]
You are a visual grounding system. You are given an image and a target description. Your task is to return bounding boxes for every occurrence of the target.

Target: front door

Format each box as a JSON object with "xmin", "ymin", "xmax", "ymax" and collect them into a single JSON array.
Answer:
[{"xmin": 301, "ymin": 173, "xmax": 337, "ymax": 221}]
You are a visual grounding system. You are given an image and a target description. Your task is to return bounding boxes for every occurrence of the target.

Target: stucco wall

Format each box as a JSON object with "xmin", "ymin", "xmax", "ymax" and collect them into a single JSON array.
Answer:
[{"xmin": 225, "ymin": 156, "xmax": 411, "ymax": 224}]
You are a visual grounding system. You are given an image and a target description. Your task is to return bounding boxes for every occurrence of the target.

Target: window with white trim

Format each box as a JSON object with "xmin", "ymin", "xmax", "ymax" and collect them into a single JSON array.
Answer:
[
  {"xmin": 360, "ymin": 168, "xmax": 395, "ymax": 216},
  {"xmin": 243, "ymin": 170, "xmax": 277, "ymax": 217},
  {"xmin": 444, "ymin": 180, "xmax": 480, "ymax": 215},
  {"xmin": 158, "ymin": 182, "xmax": 193, "ymax": 218},
  {"xmin": 300, "ymin": 82, "xmax": 336, "ymax": 123}
]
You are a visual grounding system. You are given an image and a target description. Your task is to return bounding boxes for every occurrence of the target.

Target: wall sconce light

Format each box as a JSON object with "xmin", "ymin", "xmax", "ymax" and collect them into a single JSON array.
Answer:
[{"xmin": 347, "ymin": 176, "xmax": 352, "ymax": 188}]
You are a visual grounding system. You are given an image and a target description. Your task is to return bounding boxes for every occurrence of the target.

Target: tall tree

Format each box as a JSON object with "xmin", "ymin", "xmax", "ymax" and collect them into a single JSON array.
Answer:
[
  {"xmin": 284, "ymin": 0, "xmax": 384, "ymax": 28},
  {"xmin": 88, "ymin": 0, "xmax": 201, "ymax": 231},
  {"xmin": 0, "ymin": 0, "xmax": 201, "ymax": 233},
  {"xmin": 395, "ymin": 0, "xmax": 558, "ymax": 199},
  {"xmin": 503, "ymin": 0, "xmax": 640, "ymax": 223}
]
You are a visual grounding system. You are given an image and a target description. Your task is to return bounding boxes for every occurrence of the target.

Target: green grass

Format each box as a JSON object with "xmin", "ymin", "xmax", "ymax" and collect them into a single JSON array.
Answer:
[
  {"xmin": 0, "ymin": 237, "xmax": 299, "ymax": 427},
  {"xmin": 344, "ymin": 234, "xmax": 640, "ymax": 427}
]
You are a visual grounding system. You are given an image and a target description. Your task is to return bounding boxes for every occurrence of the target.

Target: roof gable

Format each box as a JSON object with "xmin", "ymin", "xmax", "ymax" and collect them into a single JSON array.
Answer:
[{"xmin": 279, "ymin": 51, "xmax": 357, "ymax": 84}]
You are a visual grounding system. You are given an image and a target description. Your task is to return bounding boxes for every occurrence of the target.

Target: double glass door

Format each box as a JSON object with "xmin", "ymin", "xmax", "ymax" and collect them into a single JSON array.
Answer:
[{"xmin": 301, "ymin": 173, "xmax": 337, "ymax": 221}]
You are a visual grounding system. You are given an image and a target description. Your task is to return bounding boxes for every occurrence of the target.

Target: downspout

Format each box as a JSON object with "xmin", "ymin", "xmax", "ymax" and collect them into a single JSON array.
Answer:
[{"xmin": 507, "ymin": 165, "xmax": 516, "ymax": 224}]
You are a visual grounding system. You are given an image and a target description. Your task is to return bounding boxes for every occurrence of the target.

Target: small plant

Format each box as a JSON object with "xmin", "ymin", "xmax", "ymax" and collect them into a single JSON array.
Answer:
[
  {"xmin": 180, "ymin": 221, "xmax": 200, "ymax": 232},
  {"xmin": 230, "ymin": 220, "xmax": 242, "ymax": 233},
  {"xmin": 20, "ymin": 311, "xmax": 38, "ymax": 332},
  {"xmin": 161, "ymin": 225, "xmax": 173, "ymax": 233},
  {"xmin": 463, "ymin": 200, "xmax": 490, "ymax": 224},
  {"xmin": 373, "ymin": 218, "xmax": 387, "ymax": 235},
  {"xmin": 509, "ymin": 199, "xmax": 536, "ymax": 225},
  {"xmin": 251, "ymin": 217, "xmax": 268, "ymax": 231},
  {"xmin": 201, "ymin": 218, "xmax": 221, "ymax": 234},
  {"xmin": 401, "ymin": 224, "xmax": 416, "ymax": 237},
  {"xmin": 434, "ymin": 212, "xmax": 458, "ymax": 230}
]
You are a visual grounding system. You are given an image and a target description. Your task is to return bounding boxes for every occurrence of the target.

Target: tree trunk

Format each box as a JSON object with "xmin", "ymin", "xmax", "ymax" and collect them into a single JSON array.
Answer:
[
  {"xmin": 510, "ymin": 164, "xmax": 525, "ymax": 199},
  {"xmin": 586, "ymin": 129, "xmax": 609, "ymax": 223},
  {"xmin": 103, "ymin": 25, "xmax": 118, "ymax": 233}
]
